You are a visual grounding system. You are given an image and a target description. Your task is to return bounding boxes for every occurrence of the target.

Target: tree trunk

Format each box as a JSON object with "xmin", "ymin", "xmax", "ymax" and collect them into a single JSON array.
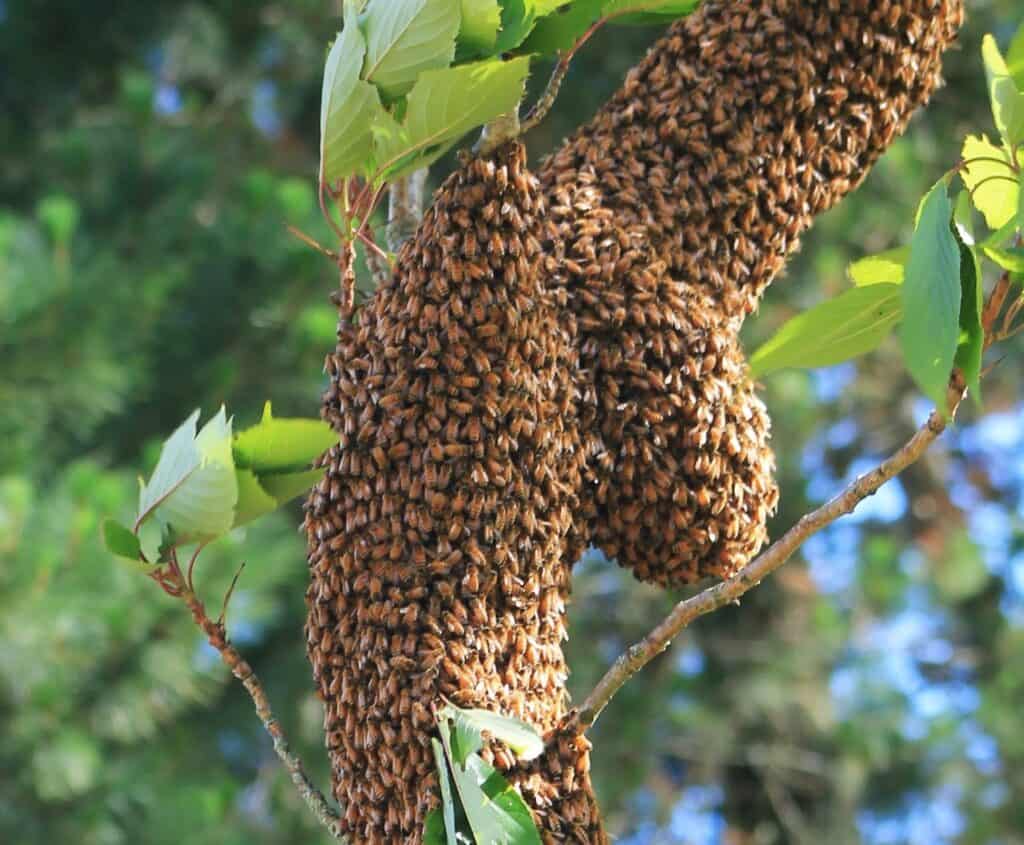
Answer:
[{"xmin": 304, "ymin": 1, "xmax": 963, "ymax": 842}]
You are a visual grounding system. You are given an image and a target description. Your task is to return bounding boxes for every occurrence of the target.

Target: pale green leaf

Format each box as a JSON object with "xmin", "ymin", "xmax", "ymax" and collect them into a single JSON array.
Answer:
[
  {"xmin": 441, "ymin": 705, "xmax": 484, "ymax": 766},
  {"xmin": 444, "ymin": 706, "xmax": 544, "ymax": 761},
  {"xmin": 233, "ymin": 468, "xmax": 280, "ymax": 527},
  {"xmin": 320, "ymin": 4, "xmax": 385, "ymax": 186},
  {"xmin": 363, "ymin": 0, "xmax": 461, "ymax": 98},
  {"xmin": 749, "ymin": 285, "xmax": 902, "ymax": 377},
  {"xmin": 232, "ymin": 402, "xmax": 336, "ymax": 473},
  {"xmin": 457, "ymin": 0, "xmax": 502, "ymax": 58},
  {"xmin": 901, "ymin": 179, "xmax": 961, "ymax": 413},
  {"xmin": 373, "ymin": 57, "xmax": 531, "ymax": 181},
  {"xmin": 848, "ymin": 247, "xmax": 909, "ymax": 286},
  {"xmin": 432, "ymin": 737, "xmax": 459, "ymax": 844},
  {"xmin": 954, "ymin": 190, "xmax": 975, "ymax": 245},
  {"xmin": 155, "ymin": 407, "xmax": 238, "ymax": 542},
  {"xmin": 602, "ymin": 0, "xmax": 702, "ymax": 24},
  {"xmin": 982, "ymin": 245, "xmax": 1024, "ymax": 272},
  {"xmin": 449, "ymin": 754, "xmax": 541, "ymax": 845},
  {"xmin": 519, "ymin": 0, "xmax": 602, "ymax": 55},
  {"xmin": 494, "ymin": 0, "xmax": 567, "ymax": 53},
  {"xmin": 257, "ymin": 467, "xmax": 325, "ymax": 503},
  {"xmin": 136, "ymin": 409, "xmax": 202, "ymax": 529},
  {"xmin": 982, "ymin": 34, "xmax": 1024, "ymax": 145},
  {"xmin": 102, "ymin": 518, "xmax": 143, "ymax": 562},
  {"xmin": 960, "ymin": 135, "xmax": 1020, "ymax": 231}
]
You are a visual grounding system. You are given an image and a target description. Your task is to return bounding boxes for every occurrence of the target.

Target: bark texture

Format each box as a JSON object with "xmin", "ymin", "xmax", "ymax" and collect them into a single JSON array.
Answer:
[{"xmin": 305, "ymin": 1, "xmax": 964, "ymax": 841}]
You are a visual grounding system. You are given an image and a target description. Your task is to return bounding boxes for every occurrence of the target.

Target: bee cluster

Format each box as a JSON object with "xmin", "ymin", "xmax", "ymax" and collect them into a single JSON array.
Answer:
[
  {"xmin": 305, "ymin": 142, "xmax": 603, "ymax": 842},
  {"xmin": 538, "ymin": 0, "xmax": 964, "ymax": 587},
  {"xmin": 305, "ymin": 1, "xmax": 963, "ymax": 841}
]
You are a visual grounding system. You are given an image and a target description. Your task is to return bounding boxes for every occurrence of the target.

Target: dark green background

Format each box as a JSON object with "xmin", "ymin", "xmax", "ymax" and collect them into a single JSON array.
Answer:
[{"xmin": 2, "ymin": 2, "xmax": 1023, "ymax": 842}]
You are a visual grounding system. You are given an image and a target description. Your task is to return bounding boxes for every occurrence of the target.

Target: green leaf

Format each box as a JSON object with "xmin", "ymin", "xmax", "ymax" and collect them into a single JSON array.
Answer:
[
  {"xmin": 900, "ymin": 179, "xmax": 961, "ymax": 413},
  {"xmin": 424, "ymin": 809, "xmax": 448, "ymax": 845},
  {"xmin": 432, "ymin": 737, "xmax": 459, "ymax": 845},
  {"xmin": 933, "ymin": 531, "xmax": 988, "ymax": 601},
  {"xmin": 362, "ymin": 0, "xmax": 461, "ymax": 99},
  {"xmin": 983, "ymin": 34, "xmax": 1024, "ymax": 145},
  {"xmin": 155, "ymin": 407, "xmax": 238, "ymax": 542},
  {"xmin": 494, "ymin": 0, "xmax": 566, "ymax": 54},
  {"xmin": 441, "ymin": 705, "xmax": 485, "ymax": 765},
  {"xmin": 847, "ymin": 247, "xmax": 909, "ymax": 286},
  {"xmin": 102, "ymin": 518, "xmax": 143, "ymax": 561},
  {"xmin": 602, "ymin": 0, "xmax": 702, "ymax": 25},
  {"xmin": 232, "ymin": 402, "xmax": 337, "ymax": 474},
  {"xmin": 444, "ymin": 706, "xmax": 544, "ymax": 761},
  {"xmin": 954, "ymin": 190, "xmax": 976, "ymax": 245},
  {"xmin": 449, "ymin": 754, "xmax": 541, "ymax": 845},
  {"xmin": 959, "ymin": 135, "xmax": 1020, "ymax": 231},
  {"xmin": 982, "ymin": 245, "xmax": 1024, "ymax": 272},
  {"xmin": 954, "ymin": 232, "xmax": 983, "ymax": 403},
  {"xmin": 137, "ymin": 409, "xmax": 203, "ymax": 529},
  {"xmin": 373, "ymin": 57, "xmax": 531, "ymax": 181},
  {"xmin": 36, "ymin": 194, "xmax": 80, "ymax": 245},
  {"xmin": 1008, "ymin": 22, "xmax": 1024, "ymax": 89},
  {"xmin": 456, "ymin": 0, "xmax": 502, "ymax": 59},
  {"xmin": 257, "ymin": 467, "xmax": 324, "ymax": 503},
  {"xmin": 320, "ymin": 3, "xmax": 385, "ymax": 186},
  {"xmin": 749, "ymin": 284, "xmax": 902, "ymax": 377},
  {"xmin": 519, "ymin": 0, "xmax": 602, "ymax": 54},
  {"xmin": 233, "ymin": 468, "xmax": 281, "ymax": 527}
]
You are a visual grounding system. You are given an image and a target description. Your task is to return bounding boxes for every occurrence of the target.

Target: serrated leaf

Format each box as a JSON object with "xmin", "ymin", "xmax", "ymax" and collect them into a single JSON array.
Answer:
[
  {"xmin": 848, "ymin": 247, "xmax": 909, "ymax": 286},
  {"xmin": 373, "ymin": 57, "xmax": 531, "ymax": 181},
  {"xmin": 257, "ymin": 467, "xmax": 325, "ymax": 503},
  {"xmin": 432, "ymin": 737, "xmax": 458, "ymax": 845},
  {"xmin": 954, "ymin": 232, "xmax": 983, "ymax": 404},
  {"xmin": 519, "ymin": 0, "xmax": 602, "ymax": 55},
  {"xmin": 320, "ymin": 4, "xmax": 385, "ymax": 186},
  {"xmin": 1008, "ymin": 22, "xmax": 1024, "ymax": 89},
  {"xmin": 960, "ymin": 135, "xmax": 1020, "ymax": 231},
  {"xmin": 233, "ymin": 468, "xmax": 281, "ymax": 527},
  {"xmin": 232, "ymin": 402, "xmax": 337, "ymax": 473},
  {"xmin": 982, "ymin": 245, "xmax": 1024, "ymax": 272},
  {"xmin": 749, "ymin": 284, "xmax": 902, "ymax": 377},
  {"xmin": 494, "ymin": 0, "xmax": 566, "ymax": 54},
  {"xmin": 901, "ymin": 179, "xmax": 961, "ymax": 413},
  {"xmin": 136, "ymin": 409, "xmax": 202, "ymax": 529},
  {"xmin": 363, "ymin": 0, "xmax": 461, "ymax": 99},
  {"xmin": 444, "ymin": 706, "xmax": 544, "ymax": 761},
  {"xmin": 983, "ymin": 34, "xmax": 1024, "ymax": 146},
  {"xmin": 449, "ymin": 755, "xmax": 541, "ymax": 845},
  {"xmin": 155, "ymin": 407, "xmax": 238, "ymax": 542},
  {"xmin": 102, "ymin": 518, "xmax": 143, "ymax": 562},
  {"xmin": 603, "ymin": 0, "xmax": 701, "ymax": 24},
  {"xmin": 456, "ymin": 0, "xmax": 502, "ymax": 59}
]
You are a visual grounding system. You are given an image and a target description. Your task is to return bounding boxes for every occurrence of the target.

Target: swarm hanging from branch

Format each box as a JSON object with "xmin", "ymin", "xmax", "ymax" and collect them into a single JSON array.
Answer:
[
  {"xmin": 305, "ymin": 142, "xmax": 603, "ymax": 842},
  {"xmin": 540, "ymin": 0, "xmax": 965, "ymax": 586},
  {"xmin": 304, "ymin": 1, "xmax": 966, "ymax": 842}
]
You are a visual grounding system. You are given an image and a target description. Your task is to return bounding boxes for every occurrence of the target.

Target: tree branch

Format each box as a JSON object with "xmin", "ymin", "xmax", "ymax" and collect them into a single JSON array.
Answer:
[
  {"xmin": 386, "ymin": 169, "xmax": 428, "ymax": 255},
  {"xmin": 154, "ymin": 557, "xmax": 347, "ymax": 841},
  {"xmin": 573, "ymin": 371, "xmax": 967, "ymax": 730}
]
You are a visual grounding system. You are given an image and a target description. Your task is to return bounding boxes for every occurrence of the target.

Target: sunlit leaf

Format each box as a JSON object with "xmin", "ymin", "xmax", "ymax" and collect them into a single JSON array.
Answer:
[
  {"xmin": 320, "ymin": 2, "xmax": 385, "ymax": 186},
  {"xmin": 456, "ymin": 0, "xmax": 502, "ymax": 59},
  {"xmin": 257, "ymin": 467, "xmax": 324, "ymax": 503},
  {"xmin": 749, "ymin": 284, "xmax": 902, "ymax": 377},
  {"xmin": 373, "ymin": 57, "xmax": 531, "ymax": 181},
  {"xmin": 449, "ymin": 754, "xmax": 541, "ymax": 845},
  {"xmin": 602, "ymin": 0, "xmax": 702, "ymax": 24},
  {"xmin": 443, "ymin": 705, "xmax": 544, "ymax": 761},
  {"xmin": 232, "ymin": 402, "xmax": 336, "ymax": 474},
  {"xmin": 494, "ymin": 0, "xmax": 567, "ymax": 53},
  {"xmin": 847, "ymin": 247, "xmax": 909, "ymax": 286},
  {"xmin": 959, "ymin": 135, "xmax": 1020, "ymax": 231},
  {"xmin": 441, "ymin": 705, "xmax": 485, "ymax": 765},
  {"xmin": 982, "ymin": 245, "xmax": 1024, "ymax": 272},
  {"xmin": 519, "ymin": 0, "xmax": 602, "ymax": 54},
  {"xmin": 155, "ymin": 407, "xmax": 238, "ymax": 542},
  {"xmin": 901, "ymin": 179, "xmax": 961, "ymax": 413},
  {"xmin": 982, "ymin": 34, "xmax": 1024, "ymax": 145},
  {"xmin": 136, "ymin": 409, "xmax": 202, "ymax": 528},
  {"xmin": 102, "ymin": 518, "xmax": 143, "ymax": 562},
  {"xmin": 232, "ymin": 468, "xmax": 280, "ymax": 527},
  {"xmin": 362, "ymin": 0, "xmax": 461, "ymax": 99}
]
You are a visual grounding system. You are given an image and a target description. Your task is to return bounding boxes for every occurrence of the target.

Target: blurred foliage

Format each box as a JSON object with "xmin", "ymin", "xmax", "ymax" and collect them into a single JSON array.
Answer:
[{"xmin": 1, "ymin": 2, "xmax": 1023, "ymax": 844}]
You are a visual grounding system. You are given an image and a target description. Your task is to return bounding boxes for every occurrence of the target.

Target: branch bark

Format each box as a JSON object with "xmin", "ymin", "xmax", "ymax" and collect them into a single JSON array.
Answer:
[{"xmin": 574, "ymin": 371, "xmax": 966, "ymax": 731}]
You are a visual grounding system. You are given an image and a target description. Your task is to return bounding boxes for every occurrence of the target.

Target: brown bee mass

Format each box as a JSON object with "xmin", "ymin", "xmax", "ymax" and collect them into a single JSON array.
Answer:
[{"xmin": 306, "ymin": 1, "xmax": 963, "ymax": 841}]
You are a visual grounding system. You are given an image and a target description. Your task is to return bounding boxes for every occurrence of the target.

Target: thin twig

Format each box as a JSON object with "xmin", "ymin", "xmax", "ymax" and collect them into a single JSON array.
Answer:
[
  {"xmin": 572, "ymin": 371, "xmax": 966, "ymax": 731},
  {"xmin": 217, "ymin": 560, "xmax": 246, "ymax": 628},
  {"xmin": 176, "ymin": 572, "xmax": 348, "ymax": 841}
]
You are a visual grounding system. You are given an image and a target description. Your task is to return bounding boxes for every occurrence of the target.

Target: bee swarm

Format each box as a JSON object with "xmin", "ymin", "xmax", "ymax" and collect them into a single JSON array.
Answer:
[{"xmin": 305, "ymin": 0, "xmax": 964, "ymax": 841}]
